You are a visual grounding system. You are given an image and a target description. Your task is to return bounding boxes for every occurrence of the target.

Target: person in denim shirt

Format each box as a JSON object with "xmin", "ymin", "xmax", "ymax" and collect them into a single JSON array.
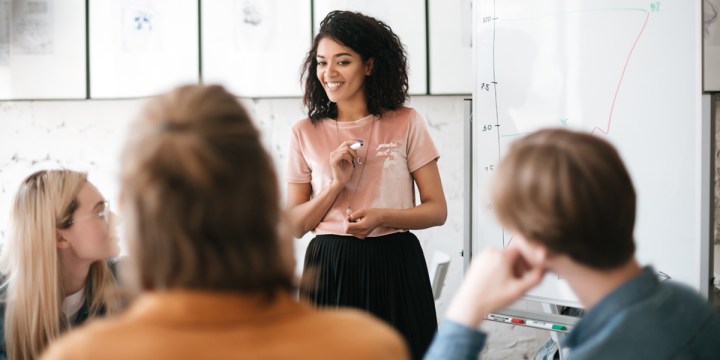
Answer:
[{"xmin": 425, "ymin": 129, "xmax": 720, "ymax": 360}]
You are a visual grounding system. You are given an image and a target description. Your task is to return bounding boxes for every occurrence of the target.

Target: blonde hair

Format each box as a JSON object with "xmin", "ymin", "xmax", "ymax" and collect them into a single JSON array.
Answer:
[
  {"xmin": 121, "ymin": 84, "xmax": 292, "ymax": 294},
  {"xmin": 0, "ymin": 170, "xmax": 118, "ymax": 360},
  {"xmin": 492, "ymin": 129, "xmax": 636, "ymax": 269}
]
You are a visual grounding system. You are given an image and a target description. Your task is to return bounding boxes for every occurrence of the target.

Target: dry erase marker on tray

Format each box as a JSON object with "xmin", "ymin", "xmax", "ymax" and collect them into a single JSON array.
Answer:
[
  {"xmin": 488, "ymin": 314, "xmax": 525, "ymax": 324},
  {"xmin": 487, "ymin": 314, "xmax": 510, "ymax": 323},
  {"xmin": 525, "ymin": 320, "xmax": 567, "ymax": 331}
]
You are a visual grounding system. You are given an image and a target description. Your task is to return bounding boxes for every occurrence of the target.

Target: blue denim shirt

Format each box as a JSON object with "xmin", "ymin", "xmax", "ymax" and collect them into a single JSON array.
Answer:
[{"xmin": 425, "ymin": 266, "xmax": 720, "ymax": 360}]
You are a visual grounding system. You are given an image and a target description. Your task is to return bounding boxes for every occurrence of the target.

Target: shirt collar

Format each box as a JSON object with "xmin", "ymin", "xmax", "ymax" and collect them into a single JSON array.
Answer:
[
  {"xmin": 124, "ymin": 290, "xmax": 307, "ymax": 327},
  {"xmin": 564, "ymin": 266, "xmax": 658, "ymax": 348}
]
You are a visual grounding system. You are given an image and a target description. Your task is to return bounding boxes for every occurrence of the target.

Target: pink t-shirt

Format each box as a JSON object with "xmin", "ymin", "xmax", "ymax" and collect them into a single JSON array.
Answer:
[{"xmin": 287, "ymin": 107, "xmax": 440, "ymax": 237}]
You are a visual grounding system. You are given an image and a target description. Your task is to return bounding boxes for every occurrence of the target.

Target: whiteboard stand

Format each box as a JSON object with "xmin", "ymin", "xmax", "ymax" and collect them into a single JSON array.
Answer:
[
  {"xmin": 703, "ymin": 93, "xmax": 716, "ymax": 298},
  {"xmin": 429, "ymin": 251, "xmax": 451, "ymax": 300},
  {"xmin": 463, "ymin": 98, "xmax": 473, "ymax": 272},
  {"xmin": 541, "ymin": 303, "xmax": 571, "ymax": 360}
]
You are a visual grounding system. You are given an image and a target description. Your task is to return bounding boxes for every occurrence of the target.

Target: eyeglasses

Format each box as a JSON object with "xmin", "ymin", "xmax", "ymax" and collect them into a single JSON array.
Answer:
[{"xmin": 67, "ymin": 201, "xmax": 110, "ymax": 227}]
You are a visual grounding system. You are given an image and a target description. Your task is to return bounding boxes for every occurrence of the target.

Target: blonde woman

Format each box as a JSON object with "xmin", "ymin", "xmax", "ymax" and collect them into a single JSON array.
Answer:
[{"xmin": 0, "ymin": 170, "xmax": 120, "ymax": 360}]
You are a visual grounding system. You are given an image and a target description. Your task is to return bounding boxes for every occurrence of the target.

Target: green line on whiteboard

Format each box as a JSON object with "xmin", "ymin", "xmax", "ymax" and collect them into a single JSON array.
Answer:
[
  {"xmin": 501, "ymin": 132, "xmax": 532, "ymax": 138},
  {"xmin": 500, "ymin": 8, "xmax": 648, "ymax": 22}
]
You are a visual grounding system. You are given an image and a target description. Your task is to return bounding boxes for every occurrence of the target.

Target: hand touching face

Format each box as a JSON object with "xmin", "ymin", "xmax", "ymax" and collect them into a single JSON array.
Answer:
[{"xmin": 445, "ymin": 247, "xmax": 545, "ymax": 327}]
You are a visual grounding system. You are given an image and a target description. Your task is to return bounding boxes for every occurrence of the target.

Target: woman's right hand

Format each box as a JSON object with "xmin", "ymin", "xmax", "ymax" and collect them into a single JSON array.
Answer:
[{"xmin": 329, "ymin": 140, "xmax": 360, "ymax": 189}]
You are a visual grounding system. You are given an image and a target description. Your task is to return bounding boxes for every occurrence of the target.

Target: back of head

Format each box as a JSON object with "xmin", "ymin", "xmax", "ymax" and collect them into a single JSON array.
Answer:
[
  {"xmin": 121, "ymin": 84, "xmax": 292, "ymax": 294},
  {"xmin": 1, "ymin": 170, "xmax": 86, "ymax": 360},
  {"xmin": 302, "ymin": 10, "xmax": 408, "ymax": 122},
  {"xmin": 492, "ymin": 129, "xmax": 636, "ymax": 269}
]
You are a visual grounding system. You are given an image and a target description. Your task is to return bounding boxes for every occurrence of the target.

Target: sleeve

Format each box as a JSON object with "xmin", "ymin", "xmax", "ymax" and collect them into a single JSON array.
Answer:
[
  {"xmin": 286, "ymin": 124, "xmax": 312, "ymax": 183},
  {"xmin": 0, "ymin": 292, "xmax": 7, "ymax": 360},
  {"xmin": 423, "ymin": 320, "xmax": 487, "ymax": 360},
  {"xmin": 406, "ymin": 110, "xmax": 440, "ymax": 173}
]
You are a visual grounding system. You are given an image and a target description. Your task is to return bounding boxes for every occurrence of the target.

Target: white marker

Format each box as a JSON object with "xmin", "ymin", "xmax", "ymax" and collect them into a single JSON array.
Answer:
[
  {"xmin": 525, "ymin": 320, "xmax": 568, "ymax": 331},
  {"xmin": 350, "ymin": 140, "xmax": 364, "ymax": 150}
]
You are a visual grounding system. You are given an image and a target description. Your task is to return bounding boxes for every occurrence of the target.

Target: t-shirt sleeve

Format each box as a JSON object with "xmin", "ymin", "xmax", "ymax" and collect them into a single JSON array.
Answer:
[
  {"xmin": 286, "ymin": 124, "xmax": 312, "ymax": 183},
  {"xmin": 406, "ymin": 110, "xmax": 440, "ymax": 173}
]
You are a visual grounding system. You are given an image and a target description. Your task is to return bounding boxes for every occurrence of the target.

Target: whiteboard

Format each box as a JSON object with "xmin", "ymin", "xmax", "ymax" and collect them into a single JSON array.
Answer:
[
  {"xmin": 313, "ymin": 0, "xmax": 427, "ymax": 95},
  {"xmin": 428, "ymin": 0, "xmax": 472, "ymax": 94},
  {"xmin": 89, "ymin": 0, "xmax": 199, "ymax": 98},
  {"xmin": 472, "ymin": 0, "xmax": 707, "ymax": 308},
  {"xmin": 0, "ymin": 0, "xmax": 86, "ymax": 100},
  {"xmin": 705, "ymin": 0, "xmax": 720, "ymax": 90},
  {"xmin": 202, "ymin": 0, "xmax": 310, "ymax": 97}
]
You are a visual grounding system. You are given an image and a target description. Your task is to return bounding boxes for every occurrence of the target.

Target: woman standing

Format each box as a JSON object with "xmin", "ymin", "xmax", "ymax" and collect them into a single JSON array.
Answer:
[
  {"xmin": 0, "ymin": 170, "xmax": 120, "ymax": 360},
  {"xmin": 287, "ymin": 11, "xmax": 447, "ymax": 359}
]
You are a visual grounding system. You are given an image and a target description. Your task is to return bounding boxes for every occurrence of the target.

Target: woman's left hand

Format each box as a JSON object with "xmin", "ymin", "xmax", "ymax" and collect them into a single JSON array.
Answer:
[{"xmin": 344, "ymin": 208, "xmax": 385, "ymax": 239}]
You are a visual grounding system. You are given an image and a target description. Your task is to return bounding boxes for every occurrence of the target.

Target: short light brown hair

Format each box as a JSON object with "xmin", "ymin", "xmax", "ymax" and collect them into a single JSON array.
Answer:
[
  {"xmin": 120, "ymin": 85, "xmax": 292, "ymax": 294},
  {"xmin": 492, "ymin": 128, "xmax": 636, "ymax": 269}
]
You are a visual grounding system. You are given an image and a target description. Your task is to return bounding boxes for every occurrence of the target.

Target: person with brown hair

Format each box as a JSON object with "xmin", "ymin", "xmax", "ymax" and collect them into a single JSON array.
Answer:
[
  {"xmin": 425, "ymin": 128, "xmax": 720, "ymax": 359},
  {"xmin": 41, "ymin": 84, "xmax": 408, "ymax": 360},
  {"xmin": 287, "ymin": 11, "xmax": 447, "ymax": 359}
]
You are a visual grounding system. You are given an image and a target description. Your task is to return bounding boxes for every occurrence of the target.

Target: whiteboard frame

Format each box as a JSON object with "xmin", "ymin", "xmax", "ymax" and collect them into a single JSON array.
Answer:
[
  {"xmin": 201, "ymin": 0, "xmax": 311, "ymax": 98},
  {"xmin": 0, "ymin": 0, "xmax": 87, "ymax": 100},
  {"xmin": 704, "ymin": 0, "xmax": 720, "ymax": 91},
  {"xmin": 428, "ymin": 0, "xmax": 472, "ymax": 95},
  {"xmin": 88, "ymin": 0, "xmax": 199, "ymax": 99},
  {"xmin": 313, "ymin": 0, "xmax": 428, "ymax": 95},
  {"xmin": 468, "ymin": 0, "xmax": 712, "ymax": 326}
]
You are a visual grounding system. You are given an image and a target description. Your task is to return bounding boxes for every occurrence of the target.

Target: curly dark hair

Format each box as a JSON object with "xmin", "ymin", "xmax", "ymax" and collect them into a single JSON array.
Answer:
[{"xmin": 301, "ymin": 11, "xmax": 409, "ymax": 123}]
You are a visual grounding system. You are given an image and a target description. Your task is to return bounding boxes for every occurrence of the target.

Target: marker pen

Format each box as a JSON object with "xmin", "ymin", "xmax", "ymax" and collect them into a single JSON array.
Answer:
[
  {"xmin": 525, "ymin": 320, "xmax": 567, "ymax": 331},
  {"xmin": 350, "ymin": 140, "xmax": 364, "ymax": 164},
  {"xmin": 488, "ymin": 314, "xmax": 525, "ymax": 325},
  {"xmin": 350, "ymin": 140, "xmax": 364, "ymax": 150},
  {"xmin": 487, "ymin": 314, "xmax": 510, "ymax": 323}
]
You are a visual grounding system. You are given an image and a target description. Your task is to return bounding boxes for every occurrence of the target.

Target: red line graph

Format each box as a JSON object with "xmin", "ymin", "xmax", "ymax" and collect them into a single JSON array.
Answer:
[{"xmin": 592, "ymin": 11, "xmax": 651, "ymax": 135}]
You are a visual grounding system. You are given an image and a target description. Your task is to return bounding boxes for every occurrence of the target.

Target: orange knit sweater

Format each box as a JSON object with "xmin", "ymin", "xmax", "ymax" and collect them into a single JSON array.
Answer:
[{"xmin": 41, "ymin": 290, "xmax": 409, "ymax": 360}]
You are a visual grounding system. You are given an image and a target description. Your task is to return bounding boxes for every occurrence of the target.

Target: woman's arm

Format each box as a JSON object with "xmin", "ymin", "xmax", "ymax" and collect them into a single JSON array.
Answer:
[
  {"xmin": 286, "ymin": 182, "xmax": 343, "ymax": 238},
  {"xmin": 286, "ymin": 140, "xmax": 360, "ymax": 238},
  {"xmin": 345, "ymin": 160, "xmax": 447, "ymax": 238}
]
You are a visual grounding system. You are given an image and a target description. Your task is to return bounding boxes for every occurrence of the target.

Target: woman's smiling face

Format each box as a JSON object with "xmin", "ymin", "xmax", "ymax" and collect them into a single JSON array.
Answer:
[{"xmin": 316, "ymin": 37, "xmax": 373, "ymax": 107}]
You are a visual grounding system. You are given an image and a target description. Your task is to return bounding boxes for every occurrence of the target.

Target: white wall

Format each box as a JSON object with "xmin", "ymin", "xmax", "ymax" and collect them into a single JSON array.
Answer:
[{"xmin": 0, "ymin": 95, "xmax": 549, "ymax": 359}]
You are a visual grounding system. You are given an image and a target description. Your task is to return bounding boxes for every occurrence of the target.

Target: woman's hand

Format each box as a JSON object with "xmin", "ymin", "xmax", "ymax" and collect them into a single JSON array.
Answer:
[
  {"xmin": 329, "ymin": 140, "xmax": 360, "ymax": 189},
  {"xmin": 344, "ymin": 208, "xmax": 386, "ymax": 239}
]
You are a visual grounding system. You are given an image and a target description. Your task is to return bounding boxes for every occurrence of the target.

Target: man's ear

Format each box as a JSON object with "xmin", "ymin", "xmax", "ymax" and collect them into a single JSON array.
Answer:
[
  {"xmin": 512, "ymin": 233, "xmax": 549, "ymax": 266},
  {"xmin": 365, "ymin": 58, "xmax": 374, "ymax": 76},
  {"xmin": 56, "ymin": 231, "xmax": 70, "ymax": 250},
  {"xmin": 534, "ymin": 243, "xmax": 549, "ymax": 263}
]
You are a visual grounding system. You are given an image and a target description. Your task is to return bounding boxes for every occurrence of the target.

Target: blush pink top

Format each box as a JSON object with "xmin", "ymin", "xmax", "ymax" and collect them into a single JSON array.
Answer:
[{"xmin": 287, "ymin": 107, "xmax": 440, "ymax": 237}]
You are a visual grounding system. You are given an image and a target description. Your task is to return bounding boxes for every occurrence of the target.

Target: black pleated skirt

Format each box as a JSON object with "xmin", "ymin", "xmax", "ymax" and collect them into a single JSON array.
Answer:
[{"xmin": 300, "ymin": 232, "xmax": 437, "ymax": 360}]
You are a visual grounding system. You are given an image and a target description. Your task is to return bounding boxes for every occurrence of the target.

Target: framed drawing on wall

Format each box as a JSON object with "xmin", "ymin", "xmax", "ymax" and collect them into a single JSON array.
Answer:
[
  {"xmin": 314, "ymin": 0, "xmax": 428, "ymax": 95},
  {"xmin": 202, "ymin": 0, "xmax": 311, "ymax": 98},
  {"xmin": 0, "ymin": 0, "xmax": 86, "ymax": 100},
  {"xmin": 89, "ymin": 0, "xmax": 199, "ymax": 98}
]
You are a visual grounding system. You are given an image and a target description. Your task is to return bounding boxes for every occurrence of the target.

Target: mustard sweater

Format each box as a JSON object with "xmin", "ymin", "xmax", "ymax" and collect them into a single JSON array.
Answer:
[{"xmin": 41, "ymin": 290, "xmax": 409, "ymax": 360}]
